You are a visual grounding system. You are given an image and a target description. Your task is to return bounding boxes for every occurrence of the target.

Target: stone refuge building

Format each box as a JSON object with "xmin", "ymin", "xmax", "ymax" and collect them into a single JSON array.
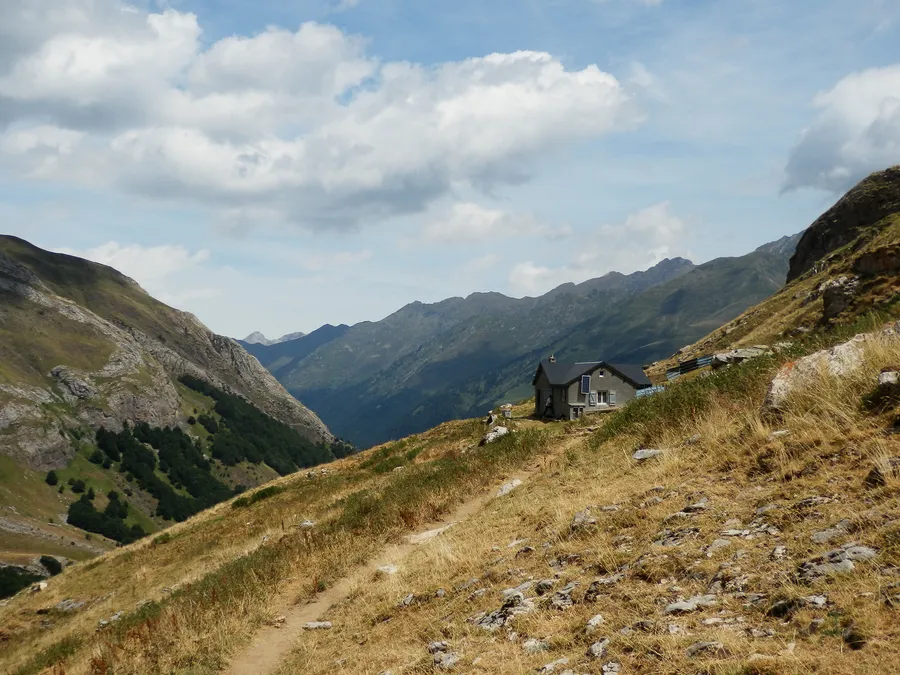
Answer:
[{"xmin": 532, "ymin": 356, "xmax": 652, "ymax": 420}]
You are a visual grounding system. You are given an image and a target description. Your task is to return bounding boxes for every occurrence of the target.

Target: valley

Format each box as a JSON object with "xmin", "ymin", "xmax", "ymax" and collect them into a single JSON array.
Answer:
[{"xmin": 0, "ymin": 167, "xmax": 899, "ymax": 674}]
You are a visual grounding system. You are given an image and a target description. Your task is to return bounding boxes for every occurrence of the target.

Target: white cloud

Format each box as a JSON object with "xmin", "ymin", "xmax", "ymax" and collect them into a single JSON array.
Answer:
[
  {"xmin": 421, "ymin": 202, "xmax": 571, "ymax": 243},
  {"xmin": 56, "ymin": 241, "xmax": 210, "ymax": 283},
  {"xmin": 55, "ymin": 241, "xmax": 217, "ymax": 307},
  {"xmin": 0, "ymin": 1, "xmax": 639, "ymax": 230},
  {"xmin": 784, "ymin": 64, "xmax": 900, "ymax": 193},
  {"xmin": 463, "ymin": 253, "xmax": 503, "ymax": 273},
  {"xmin": 294, "ymin": 249, "xmax": 373, "ymax": 271},
  {"xmin": 508, "ymin": 202, "xmax": 690, "ymax": 295}
]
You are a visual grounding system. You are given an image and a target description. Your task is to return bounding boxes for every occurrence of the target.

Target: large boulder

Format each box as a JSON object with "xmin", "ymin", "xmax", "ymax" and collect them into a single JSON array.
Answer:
[{"xmin": 764, "ymin": 322, "xmax": 899, "ymax": 410}]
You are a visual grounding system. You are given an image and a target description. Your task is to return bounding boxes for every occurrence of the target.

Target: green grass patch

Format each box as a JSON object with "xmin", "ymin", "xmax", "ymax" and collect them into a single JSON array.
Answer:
[
  {"xmin": 594, "ymin": 356, "xmax": 779, "ymax": 446},
  {"xmin": 11, "ymin": 634, "xmax": 83, "ymax": 675},
  {"xmin": 232, "ymin": 484, "xmax": 286, "ymax": 509}
]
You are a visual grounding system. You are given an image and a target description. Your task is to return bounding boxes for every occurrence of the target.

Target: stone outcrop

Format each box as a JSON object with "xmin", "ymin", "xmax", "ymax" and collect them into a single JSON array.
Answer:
[
  {"xmin": 764, "ymin": 321, "xmax": 900, "ymax": 410},
  {"xmin": 788, "ymin": 165, "xmax": 900, "ymax": 282}
]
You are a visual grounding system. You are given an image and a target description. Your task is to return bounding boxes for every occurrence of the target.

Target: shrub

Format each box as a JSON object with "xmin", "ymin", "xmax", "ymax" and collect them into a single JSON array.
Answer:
[
  {"xmin": 45, "ymin": 470, "xmax": 58, "ymax": 486},
  {"xmin": 40, "ymin": 555, "xmax": 63, "ymax": 576},
  {"xmin": 88, "ymin": 449, "xmax": 105, "ymax": 465},
  {"xmin": 70, "ymin": 479, "xmax": 86, "ymax": 494},
  {"xmin": 187, "ymin": 416, "xmax": 197, "ymax": 425},
  {"xmin": 232, "ymin": 485, "xmax": 285, "ymax": 509},
  {"xmin": 0, "ymin": 566, "xmax": 43, "ymax": 600}
]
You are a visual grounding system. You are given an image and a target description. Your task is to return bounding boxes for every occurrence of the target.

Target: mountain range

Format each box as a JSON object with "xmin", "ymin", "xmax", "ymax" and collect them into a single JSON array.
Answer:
[
  {"xmin": 243, "ymin": 233, "xmax": 801, "ymax": 448},
  {"xmin": 241, "ymin": 331, "xmax": 306, "ymax": 347}
]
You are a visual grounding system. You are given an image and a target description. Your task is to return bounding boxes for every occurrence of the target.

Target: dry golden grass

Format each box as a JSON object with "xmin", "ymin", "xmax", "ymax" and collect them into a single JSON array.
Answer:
[
  {"xmin": 0, "ymin": 416, "xmax": 557, "ymax": 675},
  {"xmin": 268, "ymin": 332, "xmax": 900, "ymax": 675},
  {"xmin": 2, "ymin": 330, "xmax": 900, "ymax": 675}
]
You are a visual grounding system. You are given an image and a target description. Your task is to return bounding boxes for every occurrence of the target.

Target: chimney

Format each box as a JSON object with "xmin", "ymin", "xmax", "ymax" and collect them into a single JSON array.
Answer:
[{"xmin": 549, "ymin": 354, "xmax": 556, "ymax": 363}]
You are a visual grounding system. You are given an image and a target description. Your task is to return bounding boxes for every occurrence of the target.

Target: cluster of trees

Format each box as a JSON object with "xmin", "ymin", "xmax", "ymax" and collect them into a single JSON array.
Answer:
[
  {"xmin": 179, "ymin": 375, "xmax": 337, "ymax": 475},
  {"xmin": 50, "ymin": 375, "xmax": 351, "ymax": 544},
  {"xmin": 95, "ymin": 425, "xmax": 234, "ymax": 522},
  {"xmin": 132, "ymin": 422, "xmax": 234, "ymax": 507},
  {"xmin": 67, "ymin": 490, "xmax": 146, "ymax": 545},
  {"xmin": 0, "ymin": 567, "xmax": 43, "ymax": 600}
]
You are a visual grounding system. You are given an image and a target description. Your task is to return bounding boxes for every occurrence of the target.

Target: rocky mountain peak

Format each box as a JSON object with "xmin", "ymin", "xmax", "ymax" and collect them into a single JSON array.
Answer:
[{"xmin": 788, "ymin": 165, "xmax": 900, "ymax": 282}]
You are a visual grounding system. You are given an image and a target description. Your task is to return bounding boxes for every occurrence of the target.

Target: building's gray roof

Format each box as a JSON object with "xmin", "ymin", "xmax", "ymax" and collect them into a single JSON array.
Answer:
[
  {"xmin": 605, "ymin": 363, "xmax": 652, "ymax": 388},
  {"xmin": 533, "ymin": 359, "xmax": 651, "ymax": 389}
]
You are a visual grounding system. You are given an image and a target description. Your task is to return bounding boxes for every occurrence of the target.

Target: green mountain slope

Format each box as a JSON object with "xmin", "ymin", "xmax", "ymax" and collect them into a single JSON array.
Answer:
[
  {"xmin": 249, "ymin": 246, "xmax": 797, "ymax": 448},
  {"xmin": 0, "ymin": 236, "xmax": 344, "ymax": 582}
]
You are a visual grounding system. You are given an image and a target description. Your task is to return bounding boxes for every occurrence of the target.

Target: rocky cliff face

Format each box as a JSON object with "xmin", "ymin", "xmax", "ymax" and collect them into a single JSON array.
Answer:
[
  {"xmin": 788, "ymin": 165, "xmax": 900, "ymax": 282},
  {"xmin": 0, "ymin": 236, "xmax": 332, "ymax": 470}
]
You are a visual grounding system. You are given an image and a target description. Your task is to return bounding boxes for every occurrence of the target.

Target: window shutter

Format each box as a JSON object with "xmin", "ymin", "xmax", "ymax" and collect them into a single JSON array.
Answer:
[{"xmin": 609, "ymin": 390, "xmax": 617, "ymax": 405}]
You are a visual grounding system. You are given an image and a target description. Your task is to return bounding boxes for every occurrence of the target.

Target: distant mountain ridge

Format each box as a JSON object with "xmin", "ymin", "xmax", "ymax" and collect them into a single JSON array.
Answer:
[
  {"xmin": 246, "ymin": 242, "xmax": 800, "ymax": 447},
  {"xmin": 241, "ymin": 331, "xmax": 306, "ymax": 346}
]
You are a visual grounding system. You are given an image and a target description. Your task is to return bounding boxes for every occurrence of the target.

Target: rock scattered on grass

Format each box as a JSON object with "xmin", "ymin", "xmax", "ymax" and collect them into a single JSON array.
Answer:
[
  {"xmin": 797, "ymin": 544, "xmax": 877, "ymax": 582},
  {"xmin": 97, "ymin": 611, "xmax": 123, "ymax": 628},
  {"xmin": 811, "ymin": 519, "xmax": 851, "ymax": 544},
  {"xmin": 770, "ymin": 546, "xmax": 788, "ymax": 560},
  {"xmin": 538, "ymin": 657, "xmax": 570, "ymax": 673},
  {"xmin": 428, "ymin": 641, "xmax": 460, "ymax": 670},
  {"xmin": 584, "ymin": 575, "xmax": 623, "ymax": 602},
  {"xmin": 586, "ymin": 637, "xmax": 610, "ymax": 659},
  {"xmin": 686, "ymin": 641, "xmax": 727, "ymax": 658},
  {"xmin": 497, "ymin": 479, "xmax": 522, "ymax": 497},
  {"xmin": 547, "ymin": 582, "xmax": 578, "ymax": 610},
  {"xmin": 570, "ymin": 509, "xmax": 597, "ymax": 531},
  {"xmin": 865, "ymin": 457, "xmax": 900, "ymax": 488},
  {"xmin": 470, "ymin": 591, "xmax": 535, "ymax": 631},
  {"xmin": 664, "ymin": 594, "xmax": 717, "ymax": 615},
  {"xmin": 585, "ymin": 614, "xmax": 605, "ymax": 633},
  {"xmin": 480, "ymin": 426, "xmax": 510, "ymax": 446},
  {"xmin": 633, "ymin": 448, "xmax": 663, "ymax": 461},
  {"xmin": 535, "ymin": 579, "xmax": 555, "ymax": 596},
  {"xmin": 304, "ymin": 621, "xmax": 332, "ymax": 630},
  {"xmin": 54, "ymin": 599, "xmax": 85, "ymax": 613}
]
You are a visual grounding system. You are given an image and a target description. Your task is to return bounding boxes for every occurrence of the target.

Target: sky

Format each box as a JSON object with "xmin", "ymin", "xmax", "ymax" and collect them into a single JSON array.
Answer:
[{"xmin": 2, "ymin": 0, "xmax": 899, "ymax": 339}]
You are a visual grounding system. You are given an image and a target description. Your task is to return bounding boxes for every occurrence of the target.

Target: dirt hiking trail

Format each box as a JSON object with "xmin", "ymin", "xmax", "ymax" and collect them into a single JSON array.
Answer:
[{"xmin": 222, "ymin": 434, "xmax": 584, "ymax": 675}]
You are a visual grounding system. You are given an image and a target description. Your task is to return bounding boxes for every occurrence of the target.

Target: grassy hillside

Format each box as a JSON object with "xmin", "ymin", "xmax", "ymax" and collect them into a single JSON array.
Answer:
[
  {"xmin": 0, "ymin": 236, "xmax": 345, "ymax": 583},
  {"xmin": 2, "ymin": 313, "xmax": 899, "ymax": 673},
  {"xmin": 648, "ymin": 168, "xmax": 900, "ymax": 379}
]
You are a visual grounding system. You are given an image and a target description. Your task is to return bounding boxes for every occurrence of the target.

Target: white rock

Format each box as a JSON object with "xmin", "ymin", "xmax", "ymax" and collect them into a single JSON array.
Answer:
[
  {"xmin": 377, "ymin": 564, "xmax": 398, "ymax": 576},
  {"xmin": 586, "ymin": 614, "xmax": 605, "ymax": 633},
  {"xmin": 586, "ymin": 638, "xmax": 610, "ymax": 659},
  {"xmin": 764, "ymin": 326, "xmax": 900, "ymax": 409},
  {"xmin": 664, "ymin": 594, "xmax": 718, "ymax": 614},
  {"xmin": 879, "ymin": 370, "xmax": 900, "ymax": 385},
  {"xmin": 480, "ymin": 426, "xmax": 510, "ymax": 445},
  {"xmin": 496, "ymin": 479, "xmax": 522, "ymax": 497},
  {"xmin": 304, "ymin": 621, "xmax": 332, "ymax": 630},
  {"xmin": 633, "ymin": 448, "xmax": 663, "ymax": 461}
]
